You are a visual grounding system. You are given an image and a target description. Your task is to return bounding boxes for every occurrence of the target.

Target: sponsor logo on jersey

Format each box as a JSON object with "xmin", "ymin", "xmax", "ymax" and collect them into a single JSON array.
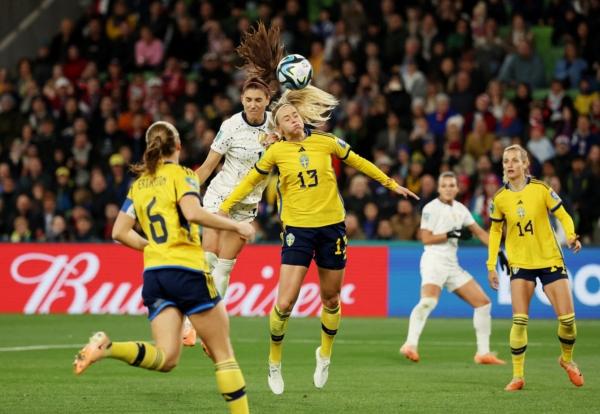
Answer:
[{"xmin": 299, "ymin": 154, "xmax": 309, "ymax": 169}]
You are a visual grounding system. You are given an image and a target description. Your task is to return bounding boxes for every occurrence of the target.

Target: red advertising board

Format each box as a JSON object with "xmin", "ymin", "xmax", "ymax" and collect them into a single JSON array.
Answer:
[{"xmin": 0, "ymin": 244, "xmax": 387, "ymax": 317}]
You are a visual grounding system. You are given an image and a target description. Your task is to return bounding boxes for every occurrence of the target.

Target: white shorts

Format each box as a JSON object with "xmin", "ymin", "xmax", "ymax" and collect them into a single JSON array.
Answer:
[
  {"xmin": 419, "ymin": 254, "xmax": 473, "ymax": 292},
  {"xmin": 203, "ymin": 187, "xmax": 257, "ymax": 223}
]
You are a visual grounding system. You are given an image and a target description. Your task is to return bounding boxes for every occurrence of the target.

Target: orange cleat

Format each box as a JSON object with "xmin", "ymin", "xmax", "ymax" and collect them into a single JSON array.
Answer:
[
  {"xmin": 474, "ymin": 352, "xmax": 506, "ymax": 365},
  {"xmin": 559, "ymin": 357, "xmax": 584, "ymax": 387},
  {"xmin": 400, "ymin": 344, "xmax": 420, "ymax": 362},
  {"xmin": 182, "ymin": 317, "xmax": 197, "ymax": 347},
  {"xmin": 73, "ymin": 331, "xmax": 110, "ymax": 375},
  {"xmin": 504, "ymin": 377, "xmax": 525, "ymax": 391}
]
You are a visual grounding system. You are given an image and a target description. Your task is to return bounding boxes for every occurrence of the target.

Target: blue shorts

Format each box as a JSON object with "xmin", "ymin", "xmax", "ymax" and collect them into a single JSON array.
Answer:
[
  {"xmin": 281, "ymin": 222, "xmax": 347, "ymax": 270},
  {"xmin": 511, "ymin": 266, "xmax": 568, "ymax": 287},
  {"xmin": 142, "ymin": 268, "xmax": 221, "ymax": 320}
]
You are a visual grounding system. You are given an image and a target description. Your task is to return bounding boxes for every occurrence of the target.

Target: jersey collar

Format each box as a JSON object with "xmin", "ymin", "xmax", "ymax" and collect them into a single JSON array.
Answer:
[
  {"xmin": 505, "ymin": 176, "xmax": 531, "ymax": 190},
  {"xmin": 242, "ymin": 111, "xmax": 267, "ymax": 127}
]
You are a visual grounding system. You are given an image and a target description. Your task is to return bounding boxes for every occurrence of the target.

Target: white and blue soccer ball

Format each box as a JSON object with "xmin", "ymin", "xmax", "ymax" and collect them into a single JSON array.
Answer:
[{"xmin": 276, "ymin": 54, "xmax": 313, "ymax": 90}]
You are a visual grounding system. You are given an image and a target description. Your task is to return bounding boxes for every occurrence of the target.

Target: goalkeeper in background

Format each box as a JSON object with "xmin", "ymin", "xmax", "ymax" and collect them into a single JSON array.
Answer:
[
  {"xmin": 487, "ymin": 144, "xmax": 583, "ymax": 391},
  {"xmin": 400, "ymin": 171, "xmax": 505, "ymax": 365}
]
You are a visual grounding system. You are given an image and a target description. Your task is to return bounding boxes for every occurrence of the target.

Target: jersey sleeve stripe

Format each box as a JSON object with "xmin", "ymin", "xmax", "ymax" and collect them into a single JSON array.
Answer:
[
  {"xmin": 181, "ymin": 191, "xmax": 201, "ymax": 200},
  {"xmin": 550, "ymin": 201, "xmax": 563, "ymax": 212},
  {"xmin": 120, "ymin": 197, "xmax": 133, "ymax": 212},
  {"xmin": 490, "ymin": 217, "xmax": 505, "ymax": 222},
  {"xmin": 340, "ymin": 148, "xmax": 351, "ymax": 160},
  {"xmin": 255, "ymin": 164, "xmax": 269, "ymax": 175}
]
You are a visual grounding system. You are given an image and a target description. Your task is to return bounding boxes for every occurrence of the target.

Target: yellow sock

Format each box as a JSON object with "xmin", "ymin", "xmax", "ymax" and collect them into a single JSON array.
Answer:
[
  {"xmin": 215, "ymin": 358, "xmax": 249, "ymax": 414},
  {"xmin": 558, "ymin": 313, "xmax": 577, "ymax": 363},
  {"xmin": 108, "ymin": 341, "xmax": 165, "ymax": 371},
  {"xmin": 269, "ymin": 305, "xmax": 290, "ymax": 364},
  {"xmin": 510, "ymin": 314, "xmax": 528, "ymax": 378},
  {"xmin": 320, "ymin": 304, "xmax": 341, "ymax": 358}
]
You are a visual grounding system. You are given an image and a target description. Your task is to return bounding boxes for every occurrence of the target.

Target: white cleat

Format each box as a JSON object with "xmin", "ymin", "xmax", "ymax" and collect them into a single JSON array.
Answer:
[
  {"xmin": 313, "ymin": 346, "xmax": 330, "ymax": 389},
  {"xmin": 268, "ymin": 362, "xmax": 284, "ymax": 395}
]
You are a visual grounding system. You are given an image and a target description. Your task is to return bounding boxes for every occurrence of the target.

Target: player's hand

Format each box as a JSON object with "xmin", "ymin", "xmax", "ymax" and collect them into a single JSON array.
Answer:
[
  {"xmin": 447, "ymin": 229, "xmax": 462, "ymax": 239},
  {"xmin": 392, "ymin": 183, "xmax": 420, "ymax": 200},
  {"xmin": 567, "ymin": 236, "xmax": 581, "ymax": 253},
  {"xmin": 236, "ymin": 222, "xmax": 255, "ymax": 241},
  {"xmin": 498, "ymin": 250, "xmax": 510, "ymax": 274},
  {"xmin": 488, "ymin": 270, "xmax": 499, "ymax": 291},
  {"xmin": 260, "ymin": 132, "xmax": 280, "ymax": 148}
]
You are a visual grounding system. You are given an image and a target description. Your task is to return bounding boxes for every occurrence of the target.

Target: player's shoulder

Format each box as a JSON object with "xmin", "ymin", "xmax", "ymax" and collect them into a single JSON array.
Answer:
[
  {"xmin": 166, "ymin": 162, "xmax": 196, "ymax": 178},
  {"xmin": 529, "ymin": 177, "xmax": 551, "ymax": 191},
  {"xmin": 422, "ymin": 198, "xmax": 440, "ymax": 212},
  {"xmin": 311, "ymin": 129, "xmax": 338, "ymax": 140},
  {"xmin": 218, "ymin": 112, "xmax": 244, "ymax": 131},
  {"xmin": 492, "ymin": 184, "xmax": 509, "ymax": 202}
]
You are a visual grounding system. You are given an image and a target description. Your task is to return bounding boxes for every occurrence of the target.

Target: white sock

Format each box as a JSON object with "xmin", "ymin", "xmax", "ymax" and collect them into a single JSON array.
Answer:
[
  {"xmin": 406, "ymin": 297, "xmax": 437, "ymax": 347},
  {"xmin": 213, "ymin": 258, "xmax": 236, "ymax": 297},
  {"xmin": 204, "ymin": 251, "xmax": 218, "ymax": 273},
  {"xmin": 473, "ymin": 303, "xmax": 491, "ymax": 355}
]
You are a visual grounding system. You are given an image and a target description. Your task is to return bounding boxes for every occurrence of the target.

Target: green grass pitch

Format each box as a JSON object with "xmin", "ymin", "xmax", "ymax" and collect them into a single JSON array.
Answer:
[{"xmin": 0, "ymin": 315, "xmax": 598, "ymax": 413}]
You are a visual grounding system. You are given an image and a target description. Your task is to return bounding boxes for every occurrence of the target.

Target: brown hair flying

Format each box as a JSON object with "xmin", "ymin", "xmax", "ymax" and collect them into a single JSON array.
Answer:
[{"xmin": 236, "ymin": 21, "xmax": 284, "ymax": 93}]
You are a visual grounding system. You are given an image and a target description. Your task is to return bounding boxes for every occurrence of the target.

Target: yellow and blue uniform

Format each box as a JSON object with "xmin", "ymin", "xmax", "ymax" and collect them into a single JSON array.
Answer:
[
  {"xmin": 121, "ymin": 162, "xmax": 219, "ymax": 319},
  {"xmin": 486, "ymin": 177, "xmax": 579, "ymax": 378},
  {"xmin": 486, "ymin": 177, "xmax": 576, "ymax": 285},
  {"xmin": 221, "ymin": 129, "xmax": 398, "ymax": 269}
]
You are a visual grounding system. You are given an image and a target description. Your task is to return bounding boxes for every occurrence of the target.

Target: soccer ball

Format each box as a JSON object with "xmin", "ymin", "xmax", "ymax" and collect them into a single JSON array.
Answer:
[{"xmin": 276, "ymin": 54, "xmax": 313, "ymax": 90}]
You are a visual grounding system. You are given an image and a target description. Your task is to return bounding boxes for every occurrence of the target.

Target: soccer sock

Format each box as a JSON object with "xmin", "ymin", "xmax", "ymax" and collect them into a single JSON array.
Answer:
[
  {"xmin": 205, "ymin": 251, "xmax": 218, "ymax": 273},
  {"xmin": 510, "ymin": 314, "xmax": 528, "ymax": 378},
  {"xmin": 107, "ymin": 341, "xmax": 165, "ymax": 371},
  {"xmin": 473, "ymin": 303, "xmax": 492, "ymax": 355},
  {"xmin": 406, "ymin": 297, "xmax": 438, "ymax": 347},
  {"xmin": 558, "ymin": 313, "xmax": 577, "ymax": 363},
  {"xmin": 269, "ymin": 305, "xmax": 290, "ymax": 364},
  {"xmin": 215, "ymin": 358, "xmax": 249, "ymax": 414},
  {"xmin": 214, "ymin": 258, "xmax": 236, "ymax": 297},
  {"xmin": 320, "ymin": 304, "xmax": 341, "ymax": 358}
]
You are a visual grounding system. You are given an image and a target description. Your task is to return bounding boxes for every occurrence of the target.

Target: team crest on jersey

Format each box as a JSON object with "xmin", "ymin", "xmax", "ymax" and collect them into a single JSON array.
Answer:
[
  {"xmin": 489, "ymin": 201, "xmax": 495, "ymax": 215},
  {"xmin": 285, "ymin": 232, "xmax": 295, "ymax": 246},
  {"xmin": 337, "ymin": 138, "xmax": 348, "ymax": 148},
  {"xmin": 299, "ymin": 154, "xmax": 310, "ymax": 169},
  {"xmin": 422, "ymin": 212, "xmax": 430, "ymax": 222},
  {"xmin": 185, "ymin": 177, "xmax": 199, "ymax": 190},
  {"xmin": 517, "ymin": 206, "xmax": 526, "ymax": 218}
]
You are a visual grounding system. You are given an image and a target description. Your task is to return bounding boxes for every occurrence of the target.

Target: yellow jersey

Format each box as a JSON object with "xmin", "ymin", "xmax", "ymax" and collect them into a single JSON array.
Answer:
[
  {"xmin": 122, "ymin": 162, "xmax": 206, "ymax": 272},
  {"xmin": 487, "ymin": 177, "xmax": 576, "ymax": 270},
  {"xmin": 220, "ymin": 129, "xmax": 398, "ymax": 227}
]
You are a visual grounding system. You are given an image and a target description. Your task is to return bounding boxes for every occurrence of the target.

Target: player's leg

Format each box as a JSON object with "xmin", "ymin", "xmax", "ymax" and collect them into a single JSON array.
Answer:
[
  {"xmin": 505, "ymin": 276, "xmax": 535, "ymax": 391},
  {"xmin": 267, "ymin": 263, "xmax": 308, "ymax": 394},
  {"xmin": 214, "ymin": 228, "xmax": 247, "ymax": 296},
  {"xmin": 189, "ymin": 302, "xmax": 249, "ymax": 414},
  {"xmin": 74, "ymin": 306, "xmax": 182, "ymax": 375},
  {"xmin": 542, "ymin": 274, "xmax": 583, "ymax": 387},
  {"xmin": 401, "ymin": 283, "xmax": 441, "ymax": 362},
  {"xmin": 181, "ymin": 226, "xmax": 220, "ymax": 347},
  {"xmin": 453, "ymin": 277, "xmax": 505, "ymax": 364},
  {"xmin": 313, "ymin": 266, "xmax": 344, "ymax": 388}
]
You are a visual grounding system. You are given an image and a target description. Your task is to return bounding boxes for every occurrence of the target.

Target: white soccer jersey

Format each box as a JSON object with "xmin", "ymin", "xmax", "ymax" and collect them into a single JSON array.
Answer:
[
  {"xmin": 206, "ymin": 111, "xmax": 272, "ymax": 205},
  {"xmin": 420, "ymin": 198, "xmax": 475, "ymax": 260}
]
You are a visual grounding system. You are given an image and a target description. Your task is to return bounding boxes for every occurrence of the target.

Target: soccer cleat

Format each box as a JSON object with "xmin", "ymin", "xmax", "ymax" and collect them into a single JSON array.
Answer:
[
  {"xmin": 73, "ymin": 331, "xmax": 110, "ymax": 375},
  {"xmin": 313, "ymin": 346, "xmax": 331, "ymax": 389},
  {"xmin": 399, "ymin": 343, "xmax": 420, "ymax": 362},
  {"xmin": 267, "ymin": 362, "xmax": 284, "ymax": 395},
  {"xmin": 474, "ymin": 352, "xmax": 506, "ymax": 365},
  {"xmin": 504, "ymin": 377, "xmax": 525, "ymax": 391},
  {"xmin": 558, "ymin": 357, "xmax": 584, "ymax": 387},
  {"xmin": 182, "ymin": 317, "xmax": 197, "ymax": 347}
]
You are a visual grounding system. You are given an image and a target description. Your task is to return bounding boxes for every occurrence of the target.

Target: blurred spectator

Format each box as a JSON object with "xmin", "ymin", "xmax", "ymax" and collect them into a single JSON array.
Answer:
[
  {"xmin": 390, "ymin": 199, "xmax": 420, "ymax": 240},
  {"xmin": 527, "ymin": 122, "xmax": 555, "ymax": 164},
  {"xmin": 498, "ymin": 40, "xmax": 545, "ymax": 88},
  {"xmin": 345, "ymin": 212, "xmax": 366, "ymax": 240}
]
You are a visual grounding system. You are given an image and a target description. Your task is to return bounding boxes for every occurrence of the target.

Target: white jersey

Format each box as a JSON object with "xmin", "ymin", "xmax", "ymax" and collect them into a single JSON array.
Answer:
[
  {"xmin": 206, "ymin": 111, "xmax": 272, "ymax": 205},
  {"xmin": 420, "ymin": 198, "xmax": 475, "ymax": 261}
]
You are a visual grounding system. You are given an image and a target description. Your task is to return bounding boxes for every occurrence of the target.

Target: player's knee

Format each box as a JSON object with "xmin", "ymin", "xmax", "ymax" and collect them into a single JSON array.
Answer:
[
  {"xmin": 160, "ymin": 356, "xmax": 179, "ymax": 372},
  {"xmin": 418, "ymin": 297, "xmax": 438, "ymax": 311},
  {"xmin": 322, "ymin": 294, "xmax": 340, "ymax": 309},
  {"xmin": 475, "ymin": 297, "xmax": 491, "ymax": 308},
  {"xmin": 276, "ymin": 299, "xmax": 295, "ymax": 314}
]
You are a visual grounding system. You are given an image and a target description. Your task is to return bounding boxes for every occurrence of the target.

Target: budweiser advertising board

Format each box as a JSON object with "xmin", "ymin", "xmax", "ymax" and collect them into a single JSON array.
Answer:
[{"xmin": 0, "ymin": 244, "xmax": 388, "ymax": 317}]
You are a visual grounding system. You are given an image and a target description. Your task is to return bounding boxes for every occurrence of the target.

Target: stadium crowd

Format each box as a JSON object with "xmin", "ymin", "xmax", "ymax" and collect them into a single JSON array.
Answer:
[{"xmin": 0, "ymin": 0, "xmax": 599, "ymax": 244}]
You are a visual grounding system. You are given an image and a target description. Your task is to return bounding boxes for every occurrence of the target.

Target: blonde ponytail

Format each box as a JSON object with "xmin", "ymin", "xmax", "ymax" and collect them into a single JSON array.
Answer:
[
  {"xmin": 131, "ymin": 121, "xmax": 179, "ymax": 176},
  {"xmin": 271, "ymin": 85, "xmax": 339, "ymax": 128}
]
